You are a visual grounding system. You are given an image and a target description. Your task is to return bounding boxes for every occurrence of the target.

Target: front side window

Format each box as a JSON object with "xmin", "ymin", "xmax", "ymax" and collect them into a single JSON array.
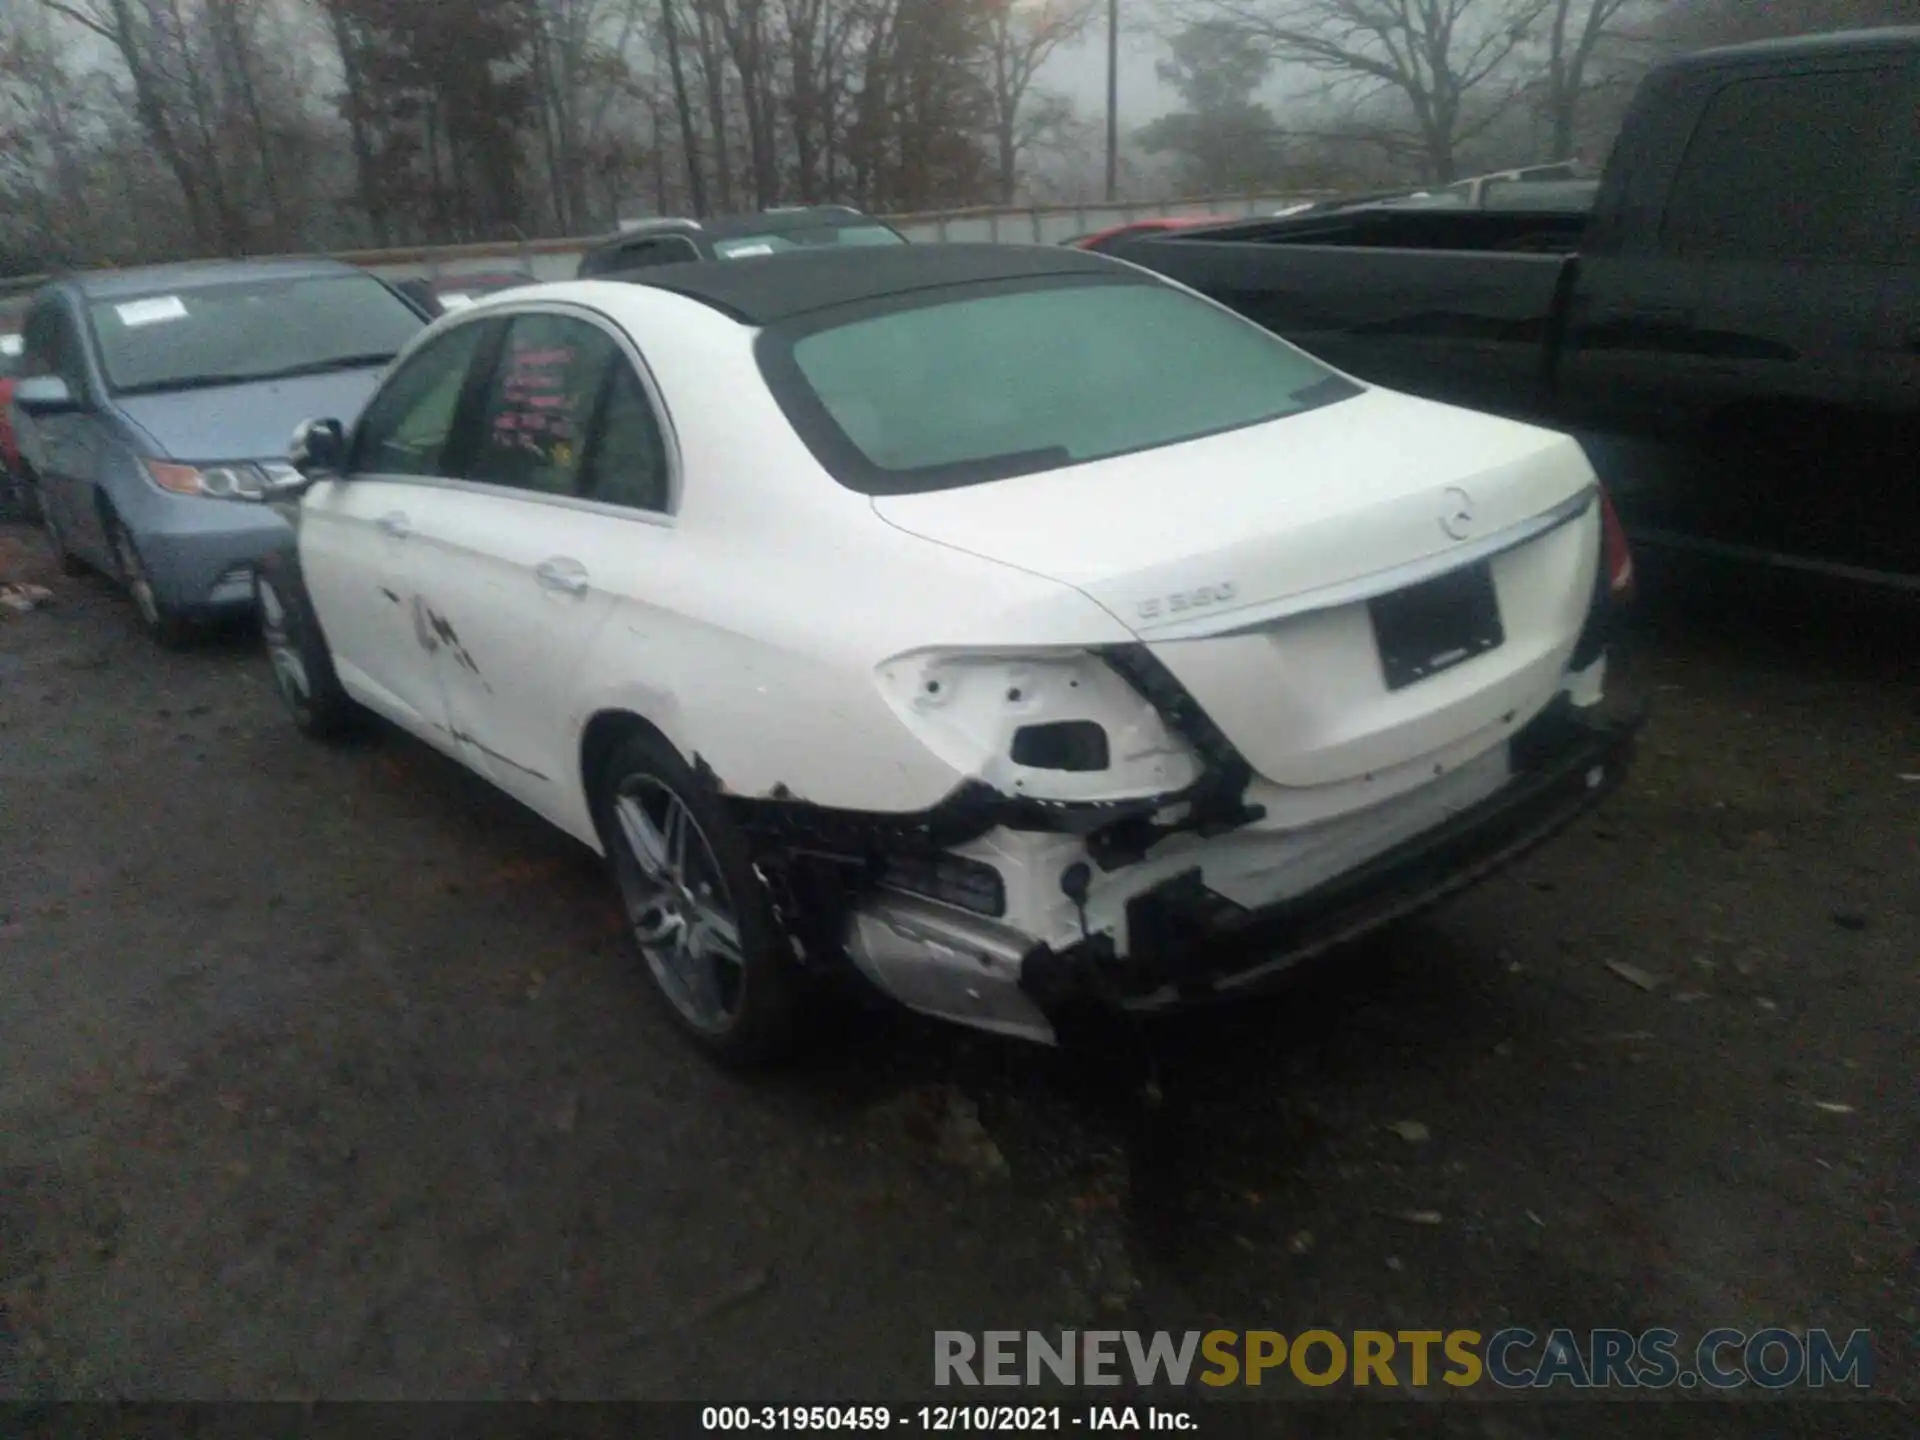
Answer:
[
  {"xmin": 761, "ymin": 276, "xmax": 1359, "ymax": 495},
  {"xmin": 22, "ymin": 301, "xmax": 87, "ymax": 391},
  {"xmin": 86, "ymin": 272, "xmax": 427, "ymax": 396},
  {"xmin": 352, "ymin": 320, "xmax": 494, "ymax": 477},
  {"xmin": 1660, "ymin": 67, "xmax": 1907, "ymax": 262},
  {"xmin": 467, "ymin": 314, "xmax": 623, "ymax": 497}
]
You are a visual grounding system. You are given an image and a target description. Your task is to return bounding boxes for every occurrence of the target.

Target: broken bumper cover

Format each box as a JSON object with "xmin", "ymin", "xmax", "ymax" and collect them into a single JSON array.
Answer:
[{"xmin": 1020, "ymin": 692, "xmax": 1644, "ymax": 1018}]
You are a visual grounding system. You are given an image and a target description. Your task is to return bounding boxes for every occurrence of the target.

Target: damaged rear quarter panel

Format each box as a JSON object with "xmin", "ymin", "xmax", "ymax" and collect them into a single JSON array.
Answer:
[
  {"xmin": 563, "ymin": 511, "xmax": 1139, "ymax": 831},
  {"xmin": 554, "ymin": 302, "xmax": 1141, "ymax": 837}
]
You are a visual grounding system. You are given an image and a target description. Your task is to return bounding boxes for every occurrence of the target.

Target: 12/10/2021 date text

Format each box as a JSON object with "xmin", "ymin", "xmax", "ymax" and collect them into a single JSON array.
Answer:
[{"xmin": 701, "ymin": 1406, "xmax": 1198, "ymax": 1432}]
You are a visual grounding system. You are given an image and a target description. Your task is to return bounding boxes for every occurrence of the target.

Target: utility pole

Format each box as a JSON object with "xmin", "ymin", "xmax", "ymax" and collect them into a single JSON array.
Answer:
[{"xmin": 1105, "ymin": 0, "xmax": 1119, "ymax": 201}]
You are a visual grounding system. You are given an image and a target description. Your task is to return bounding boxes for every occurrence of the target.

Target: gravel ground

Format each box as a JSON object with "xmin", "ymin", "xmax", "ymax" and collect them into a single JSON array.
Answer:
[{"xmin": 0, "ymin": 521, "xmax": 1913, "ymax": 1430}]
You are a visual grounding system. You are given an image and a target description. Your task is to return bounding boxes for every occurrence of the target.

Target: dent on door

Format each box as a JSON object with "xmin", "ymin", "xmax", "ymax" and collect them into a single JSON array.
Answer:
[{"xmin": 412, "ymin": 589, "xmax": 554, "ymax": 785}]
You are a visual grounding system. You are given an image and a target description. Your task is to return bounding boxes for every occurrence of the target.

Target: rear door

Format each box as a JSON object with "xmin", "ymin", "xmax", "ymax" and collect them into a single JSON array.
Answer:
[
  {"xmin": 1865, "ymin": 57, "xmax": 1920, "ymax": 574},
  {"xmin": 1554, "ymin": 67, "xmax": 1722, "ymax": 444},
  {"xmin": 1650, "ymin": 58, "xmax": 1909, "ymax": 561},
  {"xmin": 300, "ymin": 316, "xmax": 499, "ymax": 739},
  {"xmin": 407, "ymin": 306, "xmax": 680, "ymax": 835}
]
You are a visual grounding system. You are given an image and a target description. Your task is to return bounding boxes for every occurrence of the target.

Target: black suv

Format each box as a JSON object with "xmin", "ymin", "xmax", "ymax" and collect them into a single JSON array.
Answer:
[{"xmin": 577, "ymin": 206, "xmax": 908, "ymax": 278}]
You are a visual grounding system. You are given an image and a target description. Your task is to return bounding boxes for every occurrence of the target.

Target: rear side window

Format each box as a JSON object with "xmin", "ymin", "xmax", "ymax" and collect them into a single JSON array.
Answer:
[
  {"xmin": 1660, "ymin": 67, "xmax": 1908, "ymax": 262},
  {"xmin": 581, "ymin": 363, "xmax": 671, "ymax": 512},
  {"xmin": 762, "ymin": 277, "xmax": 1358, "ymax": 495}
]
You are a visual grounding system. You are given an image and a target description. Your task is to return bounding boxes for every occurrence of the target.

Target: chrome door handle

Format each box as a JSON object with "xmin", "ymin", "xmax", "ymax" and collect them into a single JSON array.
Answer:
[
  {"xmin": 377, "ymin": 511, "xmax": 412, "ymax": 538},
  {"xmin": 535, "ymin": 558, "xmax": 590, "ymax": 597}
]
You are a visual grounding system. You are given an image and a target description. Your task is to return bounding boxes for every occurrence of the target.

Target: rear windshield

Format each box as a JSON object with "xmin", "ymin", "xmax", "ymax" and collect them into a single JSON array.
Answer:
[
  {"xmin": 760, "ymin": 276, "xmax": 1359, "ymax": 494},
  {"xmin": 713, "ymin": 224, "xmax": 905, "ymax": 260},
  {"xmin": 86, "ymin": 272, "xmax": 426, "ymax": 395}
]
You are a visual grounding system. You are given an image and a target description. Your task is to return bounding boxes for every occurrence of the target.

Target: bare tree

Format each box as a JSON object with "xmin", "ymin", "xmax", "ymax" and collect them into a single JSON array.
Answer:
[
  {"xmin": 686, "ymin": 0, "xmax": 737, "ymax": 210},
  {"xmin": 1538, "ymin": 0, "xmax": 1640, "ymax": 162},
  {"xmin": 0, "ymin": 6, "xmax": 91, "ymax": 263},
  {"xmin": 708, "ymin": 0, "xmax": 785, "ymax": 208},
  {"xmin": 779, "ymin": 0, "xmax": 833, "ymax": 201},
  {"xmin": 980, "ymin": 0, "xmax": 1096, "ymax": 203},
  {"xmin": 526, "ymin": 0, "xmax": 654, "ymax": 231},
  {"xmin": 6, "ymin": 0, "xmax": 1089, "ymax": 263},
  {"xmin": 39, "ymin": 0, "xmax": 241, "ymax": 247},
  {"xmin": 1176, "ymin": 0, "xmax": 1554, "ymax": 181},
  {"xmin": 659, "ymin": 0, "xmax": 711, "ymax": 214}
]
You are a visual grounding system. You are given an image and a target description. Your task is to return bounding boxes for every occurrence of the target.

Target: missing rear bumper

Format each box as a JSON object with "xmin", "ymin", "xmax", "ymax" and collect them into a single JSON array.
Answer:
[{"xmin": 1019, "ymin": 698, "xmax": 1641, "ymax": 1018}]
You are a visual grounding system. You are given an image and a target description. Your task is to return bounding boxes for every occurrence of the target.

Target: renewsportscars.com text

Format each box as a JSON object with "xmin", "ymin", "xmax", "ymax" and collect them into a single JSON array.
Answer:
[{"xmin": 934, "ymin": 1328, "xmax": 1874, "ymax": 1392}]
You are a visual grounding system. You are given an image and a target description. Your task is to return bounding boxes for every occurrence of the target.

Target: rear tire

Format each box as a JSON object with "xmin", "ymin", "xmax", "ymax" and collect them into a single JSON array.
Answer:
[
  {"xmin": 255, "ymin": 556, "xmax": 360, "ymax": 741},
  {"xmin": 592, "ymin": 729, "xmax": 805, "ymax": 1067}
]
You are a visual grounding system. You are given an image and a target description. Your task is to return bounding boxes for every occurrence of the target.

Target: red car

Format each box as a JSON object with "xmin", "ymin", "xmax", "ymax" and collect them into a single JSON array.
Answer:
[
  {"xmin": 0, "ymin": 327, "xmax": 22, "ymax": 482},
  {"xmin": 1065, "ymin": 215, "xmax": 1237, "ymax": 253}
]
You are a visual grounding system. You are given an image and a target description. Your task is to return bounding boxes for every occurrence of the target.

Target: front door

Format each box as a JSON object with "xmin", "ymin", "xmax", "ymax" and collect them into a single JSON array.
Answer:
[
  {"xmin": 407, "ymin": 308, "xmax": 680, "ymax": 840},
  {"xmin": 18, "ymin": 298, "xmax": 114, "ymax": 566},
  {"xmin": 300, "ymin": 317, "xmax": 499, "ymax": 740},
  {"xmin": 1554, "ymin": 68, "xmax": 1721, "ymax": 452}
]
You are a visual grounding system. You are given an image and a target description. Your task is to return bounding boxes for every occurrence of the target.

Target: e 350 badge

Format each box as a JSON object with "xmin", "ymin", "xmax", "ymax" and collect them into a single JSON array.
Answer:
[{"xmin": 1138, "ymin": 583, "xmax": 1237, "ymax": 623}]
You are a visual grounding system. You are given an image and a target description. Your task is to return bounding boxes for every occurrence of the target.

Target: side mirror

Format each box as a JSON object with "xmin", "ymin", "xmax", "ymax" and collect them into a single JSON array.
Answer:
[
  {"xmin": 13, "ymin": 375, "xmax": 80, "ymax": 416},
  {"xmin": 289, "ymin": 417, "xmax": 346, "ymax": 482}
]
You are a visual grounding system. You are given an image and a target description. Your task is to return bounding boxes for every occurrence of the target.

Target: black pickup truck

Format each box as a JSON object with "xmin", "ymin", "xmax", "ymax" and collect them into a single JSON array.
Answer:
[{"xmin": 1110, "ymin": 28, "xmax": 1920, "ymax": 586}]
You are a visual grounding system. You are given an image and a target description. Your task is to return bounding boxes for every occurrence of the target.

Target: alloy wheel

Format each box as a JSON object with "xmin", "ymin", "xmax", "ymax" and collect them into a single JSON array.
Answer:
[{"xmin": 610, "ymin": 776, "xmax": 747, "ymax": 1034}]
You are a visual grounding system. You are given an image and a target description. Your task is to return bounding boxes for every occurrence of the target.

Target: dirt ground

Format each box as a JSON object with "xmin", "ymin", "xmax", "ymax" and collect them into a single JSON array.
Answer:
[{"xmin": 0, "ymin": 520, "xmax": 1914, "ymax": 1428}]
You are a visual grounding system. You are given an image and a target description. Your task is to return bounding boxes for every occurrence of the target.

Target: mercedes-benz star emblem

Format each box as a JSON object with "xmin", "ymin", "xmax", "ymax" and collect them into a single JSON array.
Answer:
[{"xmin": 1440, "ymin": 487, "xmax": 1476, "ymax": 541}]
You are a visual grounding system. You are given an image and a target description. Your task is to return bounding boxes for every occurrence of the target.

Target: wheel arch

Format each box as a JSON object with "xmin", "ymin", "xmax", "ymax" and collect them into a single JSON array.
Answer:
[{"xmin": 579, "ymin": 707, "xmax": 687, "ymax": 847}]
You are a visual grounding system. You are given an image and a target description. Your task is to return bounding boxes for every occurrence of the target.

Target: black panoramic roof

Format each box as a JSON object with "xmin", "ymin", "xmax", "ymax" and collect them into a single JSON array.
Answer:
[
  {"xmin": 619, "ymin": 243, "xmax": 1126, "ymax": 325},
  {"xmin": 1670, "ymin": 24, "xmax": 1920, "ymax": 68}
]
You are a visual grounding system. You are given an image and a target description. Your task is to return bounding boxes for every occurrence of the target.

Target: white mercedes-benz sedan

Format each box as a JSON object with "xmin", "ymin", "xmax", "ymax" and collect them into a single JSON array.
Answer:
[{"xmin": 253, "ymin": 244, "xmax": 1642, "ymax": 1064}]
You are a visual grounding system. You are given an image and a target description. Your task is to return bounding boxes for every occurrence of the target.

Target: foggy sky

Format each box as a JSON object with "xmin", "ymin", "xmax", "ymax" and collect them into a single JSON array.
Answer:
[{"xmin": 1039, "ymin": 14, "xmax": 1180, "ymax": 130}]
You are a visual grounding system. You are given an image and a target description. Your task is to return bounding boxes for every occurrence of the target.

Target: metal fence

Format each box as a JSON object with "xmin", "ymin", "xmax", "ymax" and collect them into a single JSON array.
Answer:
[
  {"xmin": 0, "ymin": 192, "xmax": 1330, "ymax": 297},
  {"xmin": 337, "ymin": 192, "xmax": 1328, "ymax": 285}
]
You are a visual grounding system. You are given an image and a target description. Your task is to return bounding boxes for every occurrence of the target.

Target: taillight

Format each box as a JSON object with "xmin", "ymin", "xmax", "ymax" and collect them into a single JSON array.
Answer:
[{"xmin": 1599, "ymin": 485, "xmax": 1634, "ymax": 602}]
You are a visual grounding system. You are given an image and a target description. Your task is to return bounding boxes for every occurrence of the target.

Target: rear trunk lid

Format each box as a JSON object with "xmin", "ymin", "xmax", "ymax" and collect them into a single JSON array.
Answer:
[{"xmin": 871, "ymin": 387, "xmax": 1601, "ymax": 793}]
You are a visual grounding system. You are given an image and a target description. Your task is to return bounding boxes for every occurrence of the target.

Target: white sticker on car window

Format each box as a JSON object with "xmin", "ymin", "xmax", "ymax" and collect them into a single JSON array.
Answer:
[
  {"xmin": 115, "ymin": 295, "xmax": 190, "ymax": 328},
  {"xmin": 723, "ymin": 243, "xmax": 776, "ymax": 258},
  {"xmin": 439, "ymin": 293, "xmax": 476, "ymax": 311},
  {"xmin": 0, "ymin": 334, "xmax": 21, "ymax": 357}
]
